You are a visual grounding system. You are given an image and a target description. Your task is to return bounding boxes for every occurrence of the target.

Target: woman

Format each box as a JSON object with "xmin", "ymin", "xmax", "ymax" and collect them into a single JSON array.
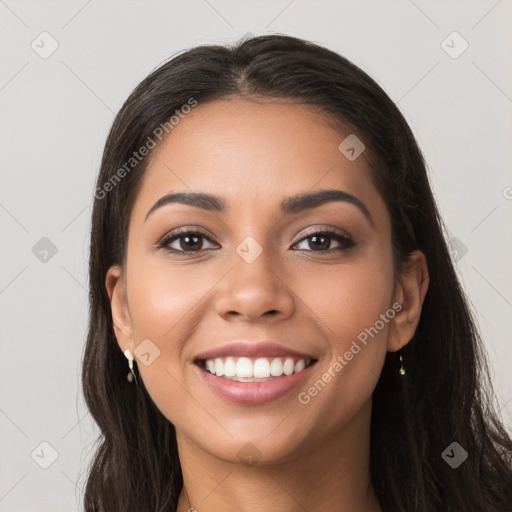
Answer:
[{"xmin": 82, "ymin": 34, "xmax": 512, "ymax": 511}]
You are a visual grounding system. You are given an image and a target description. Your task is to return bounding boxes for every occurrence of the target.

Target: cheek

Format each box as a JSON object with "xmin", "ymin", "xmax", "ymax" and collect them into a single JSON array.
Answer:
[
  {"xmin": 125, "ymin": 254, "xmax": 221, "ymax": 393},
  {"xmin": 296, "ymin": 256, "xmax": 394, "ymax": 334},
  {"xmin": 290, "ymin": 260, "xmax": 394, "ymax": 430},
  {"xmin": 292, "ymin": 253, "xmax": 394, "ymax": 380},
  {"xmin": 124, "ymin": 257, "xmax": 208, "ymax": 425},
  {"xmin": 127, "ymin": 254, "xmax": 213, "ymax": 341}
]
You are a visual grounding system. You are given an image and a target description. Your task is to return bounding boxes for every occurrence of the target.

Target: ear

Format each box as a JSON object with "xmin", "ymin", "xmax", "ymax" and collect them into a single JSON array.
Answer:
[
  {"xmin": 105, "ymin": 264, "xmax": 134, "ymax": 353},
  {"xmin": 387, "ymin": 250, "xmax": 429, "ymax": 352}
]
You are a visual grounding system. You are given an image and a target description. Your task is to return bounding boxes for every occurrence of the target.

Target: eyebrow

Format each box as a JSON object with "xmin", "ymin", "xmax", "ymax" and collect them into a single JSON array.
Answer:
[{"xmin": 144, "ymin": 188, "xmax": 373, "ymax": 225}]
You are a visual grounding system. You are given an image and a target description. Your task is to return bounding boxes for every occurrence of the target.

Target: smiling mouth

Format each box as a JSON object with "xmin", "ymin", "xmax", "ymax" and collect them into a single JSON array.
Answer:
[{"xmin": 195, "ymin": 356, "xmax": 318, "ymax": 382}]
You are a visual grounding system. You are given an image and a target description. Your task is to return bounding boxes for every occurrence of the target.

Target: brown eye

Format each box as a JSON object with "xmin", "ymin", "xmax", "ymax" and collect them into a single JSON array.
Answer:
[
  {"xmin": 158, "ymin": 230, "xmax": 218, "ymax": 254},
  {"xmin": 292, "ymin": 229, "xmax": 354, "ymax": 252}
]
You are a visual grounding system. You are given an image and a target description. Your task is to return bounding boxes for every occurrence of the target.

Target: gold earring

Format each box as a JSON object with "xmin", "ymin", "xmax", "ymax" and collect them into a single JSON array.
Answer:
[
  {"xmin": 124, "ymin": 349, "xmax": 138, "ymax": 384},
  {"xmin": 399, "ymin": 349, "xmax": 405, "ymax": 376}
]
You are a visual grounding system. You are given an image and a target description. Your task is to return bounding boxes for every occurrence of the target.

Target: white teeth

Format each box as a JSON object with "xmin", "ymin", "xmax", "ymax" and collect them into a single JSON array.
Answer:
[
  {"xmin": 294, "ymin": 359, "xmax": 306, "ymax": 373},
  {"xmin": 253, "ymin": 358, "xmax": 271, "ymax": 378},
  {"xmin": 236, "ymin": 357, "xmax": 253, "ymax": 378},
  {"xmin": 214, "ymin": 358, "xmax": 224, "ymax": 377},
  {"xmin": 203, "ymin": 356, "xmax": 313, "ymax": 379},
  {"xmin": 224, "ymin": 357, "xmax": 236, "ymax": 377},
  {"xmin": 283, "ymin": 358, "xmax": 295, "ymax": 376},
  {"xmin": 270, "ymin": 358, "xmax": 283, "ymax": 376}
]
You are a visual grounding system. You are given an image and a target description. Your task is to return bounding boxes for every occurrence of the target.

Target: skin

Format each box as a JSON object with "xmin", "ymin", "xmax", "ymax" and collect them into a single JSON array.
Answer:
[{"xmin": 106, "ymin": 97, "xmax": 429, "ymax": 512}]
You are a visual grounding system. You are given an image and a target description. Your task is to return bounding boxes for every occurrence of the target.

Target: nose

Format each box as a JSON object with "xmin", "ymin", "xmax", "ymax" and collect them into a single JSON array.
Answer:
[{"xmin": 214, "ymin": 246, "xmax": 296, "ymax": 322}]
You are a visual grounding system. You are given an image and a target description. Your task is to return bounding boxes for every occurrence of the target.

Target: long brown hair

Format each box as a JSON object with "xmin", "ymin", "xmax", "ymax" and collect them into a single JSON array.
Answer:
[{"xmin": 82, "ymin": 34, "xmax": 512, "ymax": 511}]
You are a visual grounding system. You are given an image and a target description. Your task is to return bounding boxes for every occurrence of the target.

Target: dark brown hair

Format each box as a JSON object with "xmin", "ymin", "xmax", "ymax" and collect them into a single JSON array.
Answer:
[{"xmin": 82, "ymin": 34, "xmax": 512, "ymax": 511}]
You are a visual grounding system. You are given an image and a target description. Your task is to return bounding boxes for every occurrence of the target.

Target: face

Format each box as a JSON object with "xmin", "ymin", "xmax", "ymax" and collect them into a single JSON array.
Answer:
[{"xmin": 107, "ymin": 96, "xmax": 423, "ymax": 465}]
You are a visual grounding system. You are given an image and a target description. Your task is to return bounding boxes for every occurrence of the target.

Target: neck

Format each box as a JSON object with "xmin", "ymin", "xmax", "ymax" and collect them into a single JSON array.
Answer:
[{"xmin": 175, "ymin": 399, "xmax": 381, "ymax": 512}]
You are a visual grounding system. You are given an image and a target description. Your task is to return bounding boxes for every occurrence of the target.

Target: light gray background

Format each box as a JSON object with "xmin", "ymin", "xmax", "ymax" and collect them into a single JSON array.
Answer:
[{"xmin": 1, "ymin": 1, "xmax": 511, "ymax": 510}]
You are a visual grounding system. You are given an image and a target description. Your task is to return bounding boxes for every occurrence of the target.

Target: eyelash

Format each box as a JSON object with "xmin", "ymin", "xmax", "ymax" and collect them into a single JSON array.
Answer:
[{"xmin": 156, "ymin": 227, "xmax": 354, "ymax": 255}]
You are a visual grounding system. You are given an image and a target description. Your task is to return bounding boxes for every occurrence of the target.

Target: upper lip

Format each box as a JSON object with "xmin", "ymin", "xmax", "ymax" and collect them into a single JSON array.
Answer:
[{"xmin": 193, "ymin": 342, "xmax": 317, "ymax": 362}]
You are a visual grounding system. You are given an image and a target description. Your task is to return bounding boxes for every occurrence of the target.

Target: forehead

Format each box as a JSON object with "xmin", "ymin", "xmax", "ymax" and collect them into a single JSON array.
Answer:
[{"xmin": 132, "ymin": 97, "xmax": 383, "ymax": 221}]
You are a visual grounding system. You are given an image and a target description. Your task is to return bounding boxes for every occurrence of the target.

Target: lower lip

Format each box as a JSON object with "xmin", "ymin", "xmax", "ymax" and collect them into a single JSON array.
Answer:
[{"xmin": 195, "ymin": 362, "xmax": 317, "ymax": 405}]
